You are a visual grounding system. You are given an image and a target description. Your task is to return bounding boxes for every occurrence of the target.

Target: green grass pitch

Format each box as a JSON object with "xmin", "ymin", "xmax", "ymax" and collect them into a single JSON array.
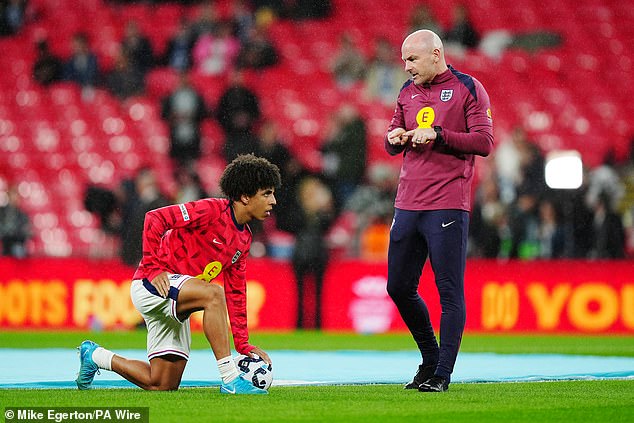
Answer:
[{"xmin": 1, "ymin": 331, "xmax": 633, "ymax": 422}]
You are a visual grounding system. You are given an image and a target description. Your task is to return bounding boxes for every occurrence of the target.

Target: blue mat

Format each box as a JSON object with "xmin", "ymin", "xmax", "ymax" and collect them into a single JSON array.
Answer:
[{"xmin": 1, "ymin": 349, "xmax": 633, "ymax": 389}]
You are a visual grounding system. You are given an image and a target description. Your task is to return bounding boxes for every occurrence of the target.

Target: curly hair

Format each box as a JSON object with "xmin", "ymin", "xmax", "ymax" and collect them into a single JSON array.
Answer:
[{"xmin": 219, "ymin": 154, "xmax": 281, "ymax": 201}]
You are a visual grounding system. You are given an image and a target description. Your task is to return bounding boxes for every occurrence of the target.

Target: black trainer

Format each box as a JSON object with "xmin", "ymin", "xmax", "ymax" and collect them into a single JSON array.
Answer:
[
  {"xmin": 404, "ymin": 364, "xmax": 436, "ymax": 390},
  {"xmin": 418, "ymin": 375, "xmax": 449, "ymax": 392}
]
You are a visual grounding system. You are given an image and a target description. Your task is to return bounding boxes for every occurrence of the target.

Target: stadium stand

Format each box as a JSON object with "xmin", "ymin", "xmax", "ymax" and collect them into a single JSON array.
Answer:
[{"xmin": 0, "ymin": 0, "xmax": 632, "ymax": 257}]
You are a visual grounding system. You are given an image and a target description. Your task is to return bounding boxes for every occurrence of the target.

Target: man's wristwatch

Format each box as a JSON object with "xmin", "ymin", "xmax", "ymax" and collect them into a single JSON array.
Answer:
[{"xmin": 433, "ymin": 126, "xmax": 445, "ymax": 144}]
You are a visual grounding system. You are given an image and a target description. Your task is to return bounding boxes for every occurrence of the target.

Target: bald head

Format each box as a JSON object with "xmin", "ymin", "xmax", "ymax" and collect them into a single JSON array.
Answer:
[
  {"xmin": 401, "ymin": 30, "xmax": 447, "ymax": 85},
  {"xmin": 403, "ymin": 30, "xmax": 443, "ymax": 51}
]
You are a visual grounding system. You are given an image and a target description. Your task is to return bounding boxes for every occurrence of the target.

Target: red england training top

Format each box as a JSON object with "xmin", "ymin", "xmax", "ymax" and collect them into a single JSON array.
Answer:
[
  {"xmin": 133, "ymin": 198, "xmax": 254, "ymax": 354},
  {"xmin": 384, "ymin": 65, "xmax": 494, "ymax": 211}
]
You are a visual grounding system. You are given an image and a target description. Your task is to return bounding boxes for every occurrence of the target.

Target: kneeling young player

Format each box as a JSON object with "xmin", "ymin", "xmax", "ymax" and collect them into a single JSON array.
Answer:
[{"xmin": 75, "ymin": 154, "xmax": 281, "ymax": 394}]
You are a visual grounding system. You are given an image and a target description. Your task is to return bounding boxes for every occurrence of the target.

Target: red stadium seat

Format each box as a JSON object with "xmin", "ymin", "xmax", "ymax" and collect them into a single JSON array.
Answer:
[{"xmin": 146, "ymin": 68, "xmax": 179, "ymax": 100}]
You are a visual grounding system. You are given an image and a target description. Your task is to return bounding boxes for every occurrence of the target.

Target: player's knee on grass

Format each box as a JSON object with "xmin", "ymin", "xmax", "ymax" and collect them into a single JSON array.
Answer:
[
  {"xmin": 147, "ymin": 355, "xmax": 186, "ymax": 391},
  {"xmin": 148, "ymin": 381, "xmax": 180, "ymax": 391}
]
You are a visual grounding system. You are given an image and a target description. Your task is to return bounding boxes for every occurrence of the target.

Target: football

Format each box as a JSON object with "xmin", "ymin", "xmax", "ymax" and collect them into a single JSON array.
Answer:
[{"xmin": 234, "ymin": 354, "xmax": 273, "ymax": 390}]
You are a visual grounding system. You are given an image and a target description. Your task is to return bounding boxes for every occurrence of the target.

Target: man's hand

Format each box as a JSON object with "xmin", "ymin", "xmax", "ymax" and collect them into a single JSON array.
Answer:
[
  {"xmin": 387, "ymin": 128, "xmax": 408, "ymax": 145},
  {"xmin": 249, "ymin": 346, "xmax": 271, "ymax": 365},
  {"xmin": 403, "ymin": 127, "xmax": 436, "ymax": 148},
  {"xmin": 150, "ymin": 271, "xmax": 170, "ymax": 298}
]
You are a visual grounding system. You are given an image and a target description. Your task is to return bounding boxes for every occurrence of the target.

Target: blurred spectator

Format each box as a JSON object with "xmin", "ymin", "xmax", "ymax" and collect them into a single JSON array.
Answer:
[
  {"xmin": 231, "ymin": 0, "xmax": 256, "ymax": 42},
  {"xmin": 509, "ymin": 31, "xmax": 562, "ymax": 53},
  {"xmin": 236, "ymin": 25, "xmax": 279, "ymax": 70},
  {"xmin": 570, "ymin": 181, "xmax": 595, "ymax": 258},
  {"xmin": 444, "ymin": 4, "xmax": 480, "ymax": 53},
  {"xmin": 86, "ymin": 169, "xmax": 170, "ymax": 266},
  {"xmin": 0, "ymin": 0, "xmax": 26, "ymax": 36},
  {"xmin": 536, "ymin": 197, "xmax": 566, "ymax": 258},
  {"xmin": 250, "ymin": 0, "xmax": 284, "ymax": 16},
  {"xmin": 291, "ymin": 175, "xmax": 335, "ymax": 329},
  {"xmin": 331, "ymin": 32, "xmax": 366, "ymax": 89},
  {"xmin": 364, "ymin": 37, "xmax": 407, "ymax": 106},
  {"xmin": 320, "ymin": 103, "xmax": 367, "ymax": 210},
  {"xmin": 495, "ymin": 126, "xmax": 547, "ymax": 204},
  {"xmin": 216, "ymin": 70, "xmax": 262, "ymax": 162},
  {"xmin": 120, "ymin": 20, "xmax": 154, "ymax": 76},
  {"xmin": 589, "ymin": 192, "xmax": 625, "ymax": 259},
  {"xmin": 161, "ymin": 18, "xmax": 196, "ymax": 72},
  {"xmin": 84, "ymin": 185, "xmax": 120, "ymax": 235},
  {"xmin": 32, "ymin": 39, "xmax": 63, "ymax": 86},
  {"xmin": 585, "ymin": 150, "xmax": 624, "ymax": 212},
  {"xmin": 216, "ymin": 71, "xmax": 261, "ymax": 134},
  {"xmin": 408, "ymin": 4, "xmax": 442, "ymax": 35},
  {"xmin": 191, "ymin": 1, "xmax": 219, "ymax": 42},
  {"xmin": 193, "ymin": 20, "xmax": 240, "ymax": 76},
  {"xmin": 173, "ymin": 167, "xmax": 207, "ymax": 204},
  {"xmin": 121, "ymin": 168, "xmax": 170, "ymax": 266},
  {"xmin": 248, "ymin": 0, "xmax": 330, "ymax": 20},
  {"xmin": 105, "ymin": 50, "xmax": 145, "ymax": 100},
  {"xmin": 256, "ymin": 120, "xmax": 295, "ymax": 172},
  {"xmin": 342, "ymin": 162, "xmax": 398, "ymax": 258},
  {"xmin": 0, "ymin": 185, "xmax": 30, "ymax": 258},
  {"xmin": 619, "ymin": 139, "xmax": 634, "ymax": 256},
  {"xmin": 285, "ymin": 0, "xmax": 332, "ymax": 20},
  {"xmin": 516, "ymin": 135, "xmax": 547, "ymax": 199},
  {"xmin": 506, "ymin": 190, "xmax": 540, "ymax": 259},
  {"xmin": 470, "ymin": 175, "xmax": 505, "ymax": 258},
  {"xmin": 161, "ymin": 71, "xmax": 208, "ymax": 168},
  {"xmin": 494, "ymin": 126, "xmax": 525, "ymax": 204},
  {"xmin": 256, "ymin": 120, "xmax": 304, "ymax": 233},
  {"xmin": 63, "ymin": 32, "xmax": 99, "ymax": 94}
]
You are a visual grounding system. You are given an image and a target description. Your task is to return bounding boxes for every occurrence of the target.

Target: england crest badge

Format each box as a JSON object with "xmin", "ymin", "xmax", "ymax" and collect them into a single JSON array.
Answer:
[{"xmin": 440, "ymin": 89, "xmax": 453, "ymax": 102}]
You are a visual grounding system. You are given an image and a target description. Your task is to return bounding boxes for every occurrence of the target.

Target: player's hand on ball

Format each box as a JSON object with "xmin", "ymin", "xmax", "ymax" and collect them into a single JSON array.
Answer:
[{"xmin": 249, "ymin": 346, "xmax": 271, "ymax": 365}]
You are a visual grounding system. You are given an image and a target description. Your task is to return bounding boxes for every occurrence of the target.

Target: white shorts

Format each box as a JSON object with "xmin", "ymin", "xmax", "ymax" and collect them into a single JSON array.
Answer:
[{"xmin": 130, "ymin": 274, "xmax": 193, "ymax": 361}]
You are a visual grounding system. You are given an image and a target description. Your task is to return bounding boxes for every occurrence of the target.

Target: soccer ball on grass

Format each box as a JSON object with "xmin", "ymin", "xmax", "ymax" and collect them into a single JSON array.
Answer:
[{"xmin": 234, "ymin": 354, "xmax": 273, "ymax": 390}]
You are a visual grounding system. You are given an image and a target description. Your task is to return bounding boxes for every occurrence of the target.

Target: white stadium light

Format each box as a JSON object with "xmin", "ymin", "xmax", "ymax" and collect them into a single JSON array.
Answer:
[{"xmin": 545, "ymin": 150, "xmax": 583, "ymax": 189}]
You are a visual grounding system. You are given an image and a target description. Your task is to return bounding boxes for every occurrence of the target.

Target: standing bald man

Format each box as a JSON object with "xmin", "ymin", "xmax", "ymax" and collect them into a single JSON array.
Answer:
[{"xmin": 385, "ymin": 30, "xmax": 493, "ymax": 392}]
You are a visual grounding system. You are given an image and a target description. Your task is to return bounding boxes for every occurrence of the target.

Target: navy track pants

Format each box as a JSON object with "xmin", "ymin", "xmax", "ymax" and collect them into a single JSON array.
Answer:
[{"xmin": 386, "ymin": 208, "xmax": 469, "ymax": 381}]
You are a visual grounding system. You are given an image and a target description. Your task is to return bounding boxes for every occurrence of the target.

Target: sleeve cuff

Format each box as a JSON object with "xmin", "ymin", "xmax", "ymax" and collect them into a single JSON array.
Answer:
[
  {"xmin": 236, "ymin": 343, "xmax": 254, "ymax": 355},
  {"xmin": 433, "ymin": 126, "xmax": 446, "ymax": 146}
]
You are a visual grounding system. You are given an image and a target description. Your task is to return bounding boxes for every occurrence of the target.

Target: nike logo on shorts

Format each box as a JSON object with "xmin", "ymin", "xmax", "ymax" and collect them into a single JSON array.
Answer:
[
  {"xmin": 441, "ymin": 221, "xmax": 456, "ymax": 228},
  {"xmin": 213, "ymin": 239, "xmax": 222, "ymax": 245}
]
